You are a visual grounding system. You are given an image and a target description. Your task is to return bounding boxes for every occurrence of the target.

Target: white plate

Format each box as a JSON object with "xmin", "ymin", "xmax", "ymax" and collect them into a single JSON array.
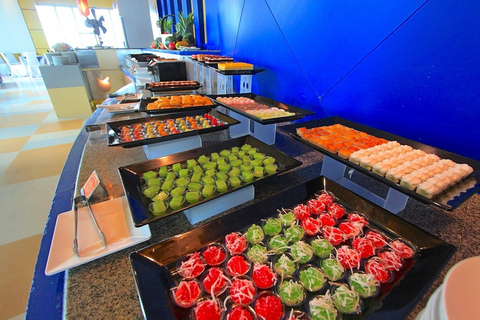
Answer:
[
  {"xmin": 442, "ymin": 255, "xmax": 480, "ymax": 320},
  {"xmin": 105, "ymin": 102, "xmax": 140, "ymax": 114},
  {"xmin": 45, "ymin": 196, "xmax": 151, "ymax": 276}
]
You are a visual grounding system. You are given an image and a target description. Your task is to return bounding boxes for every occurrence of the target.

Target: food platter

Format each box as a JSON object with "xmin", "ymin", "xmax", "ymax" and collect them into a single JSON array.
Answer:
[
  {"xmin": 138, "ymin": 95, "xmax": 216, "ymax": 114},
  {"xmin": 106, "ymin": 109, "xmax": 239, "ymax": 148},
  {"xmin": 146, "ymin": 81, "xmax": 202, "ymax": 92},
  {"xmin": 119, "ymin": 136, "xmax": 302, "ymax": 227},
  {"xmin": 129, "ymin": 176, "xmax": 455, "ymax": 320},
  {"xmin": 279, "ymin": 117, "xmax": 480, "ymax": 211},
  {"xmin": 207, "ymin": 93, "xmax": 314, "ymax": 125}
]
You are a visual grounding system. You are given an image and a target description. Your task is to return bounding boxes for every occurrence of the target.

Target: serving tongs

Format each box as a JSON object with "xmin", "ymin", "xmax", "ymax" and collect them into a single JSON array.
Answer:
[{"xmin": 72, "ymin": 195, "xmax": 107, "ymax": 257}]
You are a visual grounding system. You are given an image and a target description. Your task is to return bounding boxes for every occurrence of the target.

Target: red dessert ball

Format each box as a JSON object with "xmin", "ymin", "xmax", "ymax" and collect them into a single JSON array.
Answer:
[
  {"xmin": 336, "ymin": 245, "xmax": 361, "ymax": 270},
  {"xmin": 202, "ymin": 267, "xmax": 227, "ymax": 295},
  {"xmin": 229, "ymin": 278, "xmax": 256, "ymax": 305},
  {"xmin": 365, "ymin": 231, "xmax": 387, "ymax": 249},
  {"xmin": 179, "ymin": 252, "xmax": 206, "ymax": 279},
  {"xmin": 301, "ymin": 216, "xmax": 322, "ymax": 236},
  {"xmin": 390, "ymin": 240, "xmax": 415, "ymax": 259},
  {"xmin": 378, "ymin": 250, "xmax": 403, "ymax": 271},
  {"xmin": 319, "ymin": 213, "xmax": 336, "ymax": 227},
  {"xmin": 365, "ymin": 258, "xmax": 392, "ymax": 283},
  {"xmin": 202, "ymin": 244, "xmax": 227, "ymax": 266},
  {"xmin": 227, "ymin": 306, "xmax": 254, "ymax": 320},
  {"xmin": 252, "ymin": 264, "xmax": 277, "ymax": 289},
  {"xmin": 193, "ymin": 299, "xmax": 223, "ymax": 320},
  {"xmin": 225, "ymin": 233, "xmax": 247, "ymax": 255},
  {"xmin": 322, "ymin": 226, "xmax": 345, "ymax": 246},
  {"xmin": 327, "ymin": 203, "xmax": 346, "ymax": 219},
  {"xmin": 338, "ymin": 221, "xmax": 362, "ymax": 239},
  {"xmin": 315, "ymin": 192, "xmax": 334, "ymax": 206},
  {"xmin": 172, "ymin": 280, "xmax": 202, "ymax": 308},
  {"xmin": 348, "ymin": 212, "xmax": 369, "ymax": 228},
  {"xmin": 307, "ymin": 199, "xmax": 326, "ymax": 215},
  {"xmin": 352, "ymin": 237, "xmax": 376, "ymax": 259},
  {"xmin": 254, "ymin": 294, "xmax": 284, "ymax": 320},
  {"xmin": 226, "ymin": 255, "xmax": 251, "ymax": 277},
  {"xmin": 293, "ymin": 204, "xmax": 311, "ymax": 220}
]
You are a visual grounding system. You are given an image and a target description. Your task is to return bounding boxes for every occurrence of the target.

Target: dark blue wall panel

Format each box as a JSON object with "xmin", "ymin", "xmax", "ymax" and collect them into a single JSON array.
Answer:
[{"xmin": 206, "ymin": 0, "xmax": 480, "ymax": 160}]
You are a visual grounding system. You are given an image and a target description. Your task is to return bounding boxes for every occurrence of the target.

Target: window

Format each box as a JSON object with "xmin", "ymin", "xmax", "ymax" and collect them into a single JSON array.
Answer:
[{"xmin": 36, "ymin": 5, "xmax": 126, "ymax": 49}]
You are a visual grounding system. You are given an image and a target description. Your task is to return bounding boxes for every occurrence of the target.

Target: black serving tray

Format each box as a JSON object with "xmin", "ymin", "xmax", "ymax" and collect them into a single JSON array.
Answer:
[
  {"xmin": 119, "ymin": 135, "xmax": 302, "ymax": 227},
  {"xmin": 208, "ymin": 93, "xmax": 315, "ymax": 125},
  {"xmin": 129, "ymin": 176, "xmax": 456, "ymax": 320},
  {"xmin": 138, "ymin": 96, "xmax": 216, "ymax": 114},
  {"xmin": 106, "ymin": 109, "xmax": 239, "ymax": 148},
  {"xmin": 146, "ymin": 81, "xmax": 202, "ymax": 92},
  {"xmin": 279, "ymin": 117, "xmax": 480, "ymax": 211}
]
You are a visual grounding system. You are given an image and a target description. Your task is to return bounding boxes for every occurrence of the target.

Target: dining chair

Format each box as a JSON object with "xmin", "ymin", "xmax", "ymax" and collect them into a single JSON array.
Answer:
[{"xmin": 1, "ymin": 52, "xmax": 28, "ymax": 77}]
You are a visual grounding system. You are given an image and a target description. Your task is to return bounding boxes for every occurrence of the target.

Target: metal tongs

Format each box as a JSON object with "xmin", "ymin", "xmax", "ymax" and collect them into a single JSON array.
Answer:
[{"xmin": 72, "ymin": 195, "xmax": 107, "ymax": 257}]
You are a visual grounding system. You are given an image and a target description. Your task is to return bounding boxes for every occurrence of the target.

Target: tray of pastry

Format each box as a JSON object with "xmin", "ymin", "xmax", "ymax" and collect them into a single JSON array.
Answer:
[
  {"xmin": 278, "ymin": 117, "xmax": 480, "ymax": 211},
  {"xmin": 138, "ymin": 95, "xmax": 216, "ymax": 114},
  {"xmin": 119, "ymin": 135, "xmax": 302, "ymax": 227},
  {"xmin": 129, "ymin": 175, "xmax": 455, "ymax": 320},
  {"xmin": 208, "ymin": 93, "xmax": 315, "ymax": 124},
  {"xmin": 106, "ymin": 109, "xmax": 239, "ymax": 148},
  {"xmin": 146, "ymin": 81, "xmax": 202, "ymax": 92}
]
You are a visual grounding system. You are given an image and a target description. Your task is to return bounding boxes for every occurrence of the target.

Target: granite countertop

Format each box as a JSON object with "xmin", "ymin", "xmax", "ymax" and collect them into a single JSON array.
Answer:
[{"xmin": 60, "ymin": 109, "xmax": 480, "ymax": 319}]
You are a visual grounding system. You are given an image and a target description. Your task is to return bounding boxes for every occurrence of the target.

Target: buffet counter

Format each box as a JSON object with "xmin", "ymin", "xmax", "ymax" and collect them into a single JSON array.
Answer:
[{"xmin": 27, "ymin": 107, "xmax": 480, "ymax": 319}]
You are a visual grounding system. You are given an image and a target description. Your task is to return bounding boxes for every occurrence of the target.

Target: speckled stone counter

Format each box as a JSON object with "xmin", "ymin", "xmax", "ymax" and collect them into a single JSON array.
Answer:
[{"xmin": 55, "ymin": 109, "xmax": 479, "ymax": 319}]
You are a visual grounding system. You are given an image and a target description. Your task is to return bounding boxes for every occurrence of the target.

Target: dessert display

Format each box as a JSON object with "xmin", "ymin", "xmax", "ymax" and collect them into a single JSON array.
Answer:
[
  {"xmin": 171, "ymin": 280, "xmax": 202, "ymax": 308},
  {"xmin": 216, "ymin": 96, "xmax": 296, "ymax": 120},
  {"xmin": 192, "ymin": 299, "xmax": 223, "ymax": 320},
  {"xmin": 178, "ymin": 252, "xmax": 206, "ymax": 279},
  {"xmin": 267, "ymin": 234, "xmax": 289, "ymax": 253},
  {"xmin": 252, "ymin": 264, "xmax": 277, "ymax": 289},
  {"xmin": 273, "ymin": 254, "xmax": 297, "ymax": 277},
  {"xmin": 225, "ymin": 232, "xmax": 247, "ymax": 255},
  {"xmin": 331, "ymin": 284, "xmax": 360, "ymax": 314},
  {"xmin": 145, "ymin": 95, "xmax": 212, "ymax": 110},
  {"xmin": 262, "ymin": 218, "xmax": 282, "ymax": 236},
  {"xmin": 310, "ymin": 238, "xmax": 334, "ymax": 258},
  {"xmin": 289, "ymin": 241, "xmax": 314, "ymax": 264},
  {"xmin": 247, "ymin": 243, "xmax": 268, "ymax": 264},
  {"xmin": 192, "ymin": 54, "xmax": 233, "ymax": 62},
  {"xmin": 226, "ymin": 255, "xmax": 251, "ymax": 277},
  {"xmin": 146, "ymin": 81, "xmax": 201, "ymax": 91},
  {"xmin": 202, "ymin": 243, "xmax": 227, "ymax": 266},
  {"xmin": 277, "ymin": 278, "xmax": 305, "ymax": 306},
  {"xmin": 254, "ymin": 293, "xmax": 284, "ymax": 320},
  {"xmin": 349, "ymin": 272, "xmax": 380, "ymax": 298},
  {"xmin": 245, "ymin": 224, "xmax": 265, "ymax": 244},
  {"xmin": 218, "ymin": 62, "xmax": 254, "ymax": 70},
  {"xmin": 309, "ymin": 294, "xmax": 338, "ymax": 320},
  {"xmin": 299, "ymin": 266, "xmax": 325, "ymax": 292},
  {"xmin": 201, "ymin": 267, "xmax": 228, "ymax": 296},
  {"xmin": 228, "ymin": 277, "xmax": 256, "ymax": 305}
]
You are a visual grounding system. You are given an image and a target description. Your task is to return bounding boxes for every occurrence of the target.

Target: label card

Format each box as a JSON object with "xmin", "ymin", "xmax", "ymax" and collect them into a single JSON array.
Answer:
[{"xmin": 81, "ymin": 171, "xmax": 100, "ymax": 200}]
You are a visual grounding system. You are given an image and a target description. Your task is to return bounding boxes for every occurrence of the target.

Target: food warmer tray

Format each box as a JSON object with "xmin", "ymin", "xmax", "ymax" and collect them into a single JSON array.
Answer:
[
  {"xmin": 119, "ymin": 135, "xmax": 302, "ymax": 227},
  {"xmin": 129, "ymin": 176, "xmax": 456, "ymax": 320},
  {"xmin": 145, "ymin": 81, "xmax": 202, "ymax": 92},
  {"xmin": 207, "ymin": 93, "xmax": 315, "ymax": 125},
  {"xmin": 106, "ymin": 109, "xmax": 239, "ymax": 148},
  {"xmin": 278, "ymin": 117, "xmax": 480, "ymax": 211},
  {"xmin": 138, "ymin": 96, "xmax": 216, "ymax": 114}
]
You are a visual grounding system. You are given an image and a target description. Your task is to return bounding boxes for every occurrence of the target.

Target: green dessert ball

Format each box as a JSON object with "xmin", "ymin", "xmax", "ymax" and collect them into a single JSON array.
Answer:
[
  {"xmin": 158, "ymin": 166, "xmax": 168, "ymax": 177},
  {"xmin": 203, "ymin": 161, "xmax": 217, "ymax": 170},
  {"xmin": 247, "ymin": 243, "xmax": 268, "ymax": 264},
  {"xmin": 265, "ymin": 164, "xmax": 278, "ymax": 175},
  {"xmin": 241, "ymin": 171, "xmax": 254, "ymax": 183},
  {"xmin": 228, "ymin": 154, "xmax": 238, "ymax": 162},
  {"xmin": 284, "ymin": 225, "xmax": 304, "ymax": 243},
  {"xmin": 161, "ymin": 180, "xmax": 174, "ymax": 192},
  {"xmin": 278, "ymin": 279, "xmax": 305, "ymax": 306},
  {"xmin": 147, "ymin": 177, "xmax": 161, "ymax": 186},
  {"xmin": 171, "ymin": 186, "xmax": 186, "ymax": 196},
  {"xmin": 210, "ymin": 152, "xmax": 220, "ymax": 161},
  {"xmin": 321, "ymin": 258, "xmax": 345, "ymax": 281},
  {"xmin": 274, "ymin": 254, "xmax": 296, "ymax": 276},
  {"xmin": 192, "ymin": 165, "xmax": 203, "ymax": 173},
  {"xmin": 309, "ymin": 295, "xmax": 338, "ymax": 320},
  {"xmin": 229, "ymin": 167, "xmax": 241, "ymax": 177},
  {"xmin": 299, "ymin": 267, "xmax": 325, "ymax": 292},
  {"xmin": 175, "ymin": 177, "xmax": 190, "ymax": 187},
  {"xmin": 202, "ymin": 185, "xmax": 216, "ymax": 198},
  {"xmin": 349, "ymin": 273, "xmax": 379, "ymax": 298},
  {"xmin": 247, "ymin": 147, "xmax": 258, "ymax": 155},
  {"xmin": 268, "ymin": 235, "xmax": 289, "ymax": 253},
  {"xmin": 231, "ymin": 147, "xmax": 239, "ymax": 154},
  {"xmin": 332, "ymin": 285, "xmax": 360, "ymax": 314},
  {"xmin": 165, "ymin": 172, "xmax": 176, "ymax": 181},
  {"xmin": 251, "ymin": 158, "xmax": 263, "ymax": 167},
  {"xmin": 290, "ymin": 241, "xmax": 314, "ymax": 264},
  {"xmin": 169, "ymin": 195, "xmax": 184, "ymax": 210},
  {"xmin": 311, "ymin": 238, "xmax": 334, "ymax": 258},
  {"xmin": 253, "ymin": 166, "xmax": 264, "ymax": 178},
  {"xmin": 185, "ymin": 191, "xmax": 201, "ymax": 204},
  {"xmin": 198, "ymin": 155, "xmax": 210, "ymax": 165},
  {"xmin": 191, "ymin": 172, "xmax": 203, "ymax": 182},
  {"xmin": 242, "ymin": 156, "xmax": 252, "ymax": 164},
  {"xmin": 151, "ymin": 191, "xmax": 169, "ymax": 202},
  {"xmin": 186, "ymin": 159, "xmax": 197, "ymax": 169},
  {"xmin": 279, "ymin": 210, "xmax": 296, "ymax": 227},
  {"xmin": 241, "ymin": 144, "xmax": 252, "ymax": 151},
  {"xmin": 219, "ymin": 149, "xmax": 231, "ymax": 157},
  {"xmin": 240, "ymin": 164, "xmax": 252, "ymax": 172},
  {"xmin": 229, "ymin": 176, "xmax": 242, "ymax": 188},
  {"xmin": 216, "ymin": 156, "xmax": 226, "ymax": 164},
  {"xmin": 150, "ymin": 200, "xmax": 167, "ymax": 215},
  {"xmin": 187, "ymin": 182, "xmax": 202, "ymax": 191},
  {"xmin": 253, "ymin": 152, "xmax": 265, "ymax": 160},
  {"xmin": 216, "ymin": 171, "xmax": 228, "ymax": 181},
  {"xmin": 245, "ymin": 224, "xmax": 264, "ymax": 244},
  {"xmin": 143, "ymin": 186, "xmax": 160, "ymax": 198},
  {"xmin": 143, "ymin": 170, "xmax": 157, "ymax": 180},
  {"xmin": 263, "ymin": 156, "xmax": 276, "ymax": 165},
  {"xmin": 172, "ymin": 163, "xmax": 182, "ymax": 172},
  {"xmin": 202, "ymin": 176, "xmax": 215, "ymax": 185},
  {"xmin": 178, "ymin": 168, "xmax": 190, "ymax": 177},
  {"xmin": 217, "ymin": 163, "xmax": 231, "ymax": 172},
  {"xmin": 263, "ymin": 218, "xmax": 282, "ymax": 236},
  {"xmin": 215, "ymin": 180, "xmax": 228, "ymax": 193},
  {"xmin": 205, "ymin": 169, "xmax": 216, "ymax": 177},
  {"xmin": 230, "ymin": 159, "xmax": 243, "ymax": 167}
]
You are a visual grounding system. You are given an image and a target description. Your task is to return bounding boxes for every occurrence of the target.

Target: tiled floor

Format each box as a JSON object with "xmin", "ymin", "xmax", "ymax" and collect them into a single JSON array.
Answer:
[{"xmin": 0, "ymin": 76, "xmax": 89, "ymax": 320}]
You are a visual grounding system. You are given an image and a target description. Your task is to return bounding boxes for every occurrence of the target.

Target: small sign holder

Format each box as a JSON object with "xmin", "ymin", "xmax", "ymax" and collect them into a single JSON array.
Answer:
[{"xmin": 81, "ymin": 170, "xmax": 109, "ymax": 201}]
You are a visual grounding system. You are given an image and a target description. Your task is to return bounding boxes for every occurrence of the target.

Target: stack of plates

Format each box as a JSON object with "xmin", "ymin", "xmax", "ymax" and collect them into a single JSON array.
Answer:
[{"xmin": 417, "ymin": 255, "xmax": 480, "ymax": 320}]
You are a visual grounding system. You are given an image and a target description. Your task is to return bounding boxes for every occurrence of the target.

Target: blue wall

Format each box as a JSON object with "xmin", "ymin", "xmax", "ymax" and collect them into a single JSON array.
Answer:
[{"xmin": 204, "ymin": 0, "xmax": 480, "ymax": 161}]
